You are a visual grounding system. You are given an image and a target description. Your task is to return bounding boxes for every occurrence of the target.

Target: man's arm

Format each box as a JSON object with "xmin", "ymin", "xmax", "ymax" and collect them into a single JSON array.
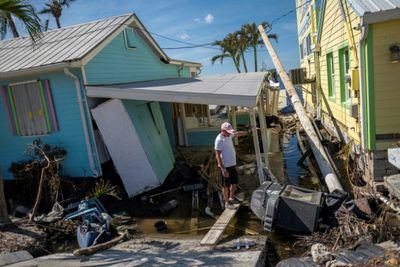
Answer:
[
  {"xmin": 234, "ymin": 131, "xmax": 248, "ymax": 138},
  {"xmin": 215, "ymin": 150, "xmax": 229, "ymax": 177}
]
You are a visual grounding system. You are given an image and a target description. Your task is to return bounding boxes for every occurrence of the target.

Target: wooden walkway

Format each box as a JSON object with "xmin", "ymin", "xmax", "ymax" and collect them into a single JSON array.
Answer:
[{"xmin": 200, "ymin": 204, "xmax": 240, "ymax": 246}]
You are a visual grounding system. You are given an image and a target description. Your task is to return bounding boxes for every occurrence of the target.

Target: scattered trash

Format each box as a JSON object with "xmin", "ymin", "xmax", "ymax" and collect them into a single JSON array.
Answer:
[
  {"xmin": 233, "ymin": 238, "xmax": 256, "ymax": 250},
  {"xmin": 12, "ymin": 205, "xmax": 31, "ymax": 218},
  {"xmin": 182, "ymin": 183, "xmax": 204, "ymax": 192},
  {"xmin": 64, "ymin": 198, "xmax": 112, "ymax": 249},
  {"xmin": 36, "ymin": 202, "xmax": 64, "ymax": 223},
  {"xmin": 154, "ymin": 220, "xmax": 167, "ymax": 232},
  {"xmin": 159, "ymin": 199, "xmax": 178, "ymax": 214}
]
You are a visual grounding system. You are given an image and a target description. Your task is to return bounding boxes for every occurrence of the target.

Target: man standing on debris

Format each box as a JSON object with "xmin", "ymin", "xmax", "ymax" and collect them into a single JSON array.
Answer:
[{"xmin": 215, "ymin": 122, "xmax": 247, "ymax": 209}]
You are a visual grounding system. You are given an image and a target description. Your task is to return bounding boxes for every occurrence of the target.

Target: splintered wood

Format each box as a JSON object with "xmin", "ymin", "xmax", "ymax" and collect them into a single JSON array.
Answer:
[{"xmin": 200, "ymin": 203, "xmax": 240, "ymax": 246}]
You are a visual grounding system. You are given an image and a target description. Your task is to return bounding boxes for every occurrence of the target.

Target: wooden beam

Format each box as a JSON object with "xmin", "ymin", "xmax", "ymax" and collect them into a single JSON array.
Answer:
[
  {"xmin": 231, "ymin": 106, "xmax": 238, "ymax": 146},
  {"xmin": 258, "ymin": 92, "xmax": 269, "ymax": 168},
  {"xmin": 200, "ymin": 204, "xmax": 240, "ymax": 246},
  {"xmin": 179, "ymin": 103, "xmax": 189, "ymax": 146},
  {"xmin": 258, "ymin": 25, "xmax": 343, "ymax": 193},
  {"xmin": 250, "ymin": 108, "xmax": 264, "ymax": 183}
]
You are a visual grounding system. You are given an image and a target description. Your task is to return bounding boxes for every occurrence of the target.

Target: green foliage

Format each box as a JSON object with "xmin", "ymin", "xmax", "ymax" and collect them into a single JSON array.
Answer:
[
  {"xmin": 39, "ymin": 0, "xmax": 76, "ymax": 28},
  {"xmin": 89, "ymin": 179, "xmax": 121, "ymax": 200},
  {"xmin": 212, "ymin": 21, "xmax": 278, "ymax": 72},
  {"xmin": 0, "ymin": 0, "xmax": 42, "ymax": 40}
]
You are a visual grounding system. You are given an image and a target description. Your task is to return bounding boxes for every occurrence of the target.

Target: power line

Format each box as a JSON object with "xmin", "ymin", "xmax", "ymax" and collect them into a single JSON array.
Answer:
[{"xmin": 1, "ymin": 1, "xmax": 311, "ymax": 51}]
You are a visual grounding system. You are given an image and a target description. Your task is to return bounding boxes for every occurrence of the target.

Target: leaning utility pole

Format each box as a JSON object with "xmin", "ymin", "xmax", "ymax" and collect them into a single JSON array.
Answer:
[{"xmin": 258, "ymin": 25, "xmax": 344, "ymax": 193}]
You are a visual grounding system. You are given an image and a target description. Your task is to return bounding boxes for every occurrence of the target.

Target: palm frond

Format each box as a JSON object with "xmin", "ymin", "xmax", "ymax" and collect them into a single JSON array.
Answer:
[{"xmin": 0, "ymin": 0, "xmax": 42, "ymax": 41}]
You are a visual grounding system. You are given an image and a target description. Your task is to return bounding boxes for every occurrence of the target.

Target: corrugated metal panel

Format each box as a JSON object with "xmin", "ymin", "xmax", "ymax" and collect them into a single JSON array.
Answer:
[
  {"xmin": 86, "ymin": 72, "xmax": 268, "ymax": 107},
  {"xmin": 0, "ymin": 14, "xmax": 132, "ymax": 74},
  {"xmin": 347, "ymin": 0, "xmax": 400, "ymax": 19}
]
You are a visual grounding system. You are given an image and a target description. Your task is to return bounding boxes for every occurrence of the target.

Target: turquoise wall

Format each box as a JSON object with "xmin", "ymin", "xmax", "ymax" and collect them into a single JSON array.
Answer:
[
  {"xmin": 85, "ymin": 28, "xmax": 191, "ymax": 84},
  {"xmin": 0, "ymin": 70, "xmax": 100, "ymax": 179},
  {"xmin": 188, "ymin": 129, "xmax": 220, "ymax": 146},
  {"xmin": 84, "ymin": 26, "xmax": 192, "ymax": 149},
  {"xmin": 122, "ymin": 100, "xmax": 174, "ymax": 182}
]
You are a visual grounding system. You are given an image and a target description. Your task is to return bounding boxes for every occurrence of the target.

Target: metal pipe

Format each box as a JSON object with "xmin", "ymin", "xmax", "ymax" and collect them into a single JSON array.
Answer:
[
  {"xmin": 64, "ymin": 68, "xmax": 99, "ymax": 176},
  {"xmin": 258, "ymin": 25, "xmax": 343, "ymax": 193}
]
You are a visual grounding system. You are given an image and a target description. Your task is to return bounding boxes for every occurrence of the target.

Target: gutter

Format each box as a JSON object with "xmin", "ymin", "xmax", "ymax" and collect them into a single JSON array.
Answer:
[
  {"xmin": 358, "ymin": 19, "xmax": 368, "ymax": 150},
  {"xmin": 0, "ymin": 62, "xmax": 81, "ymax": 80},
  {"xmin": 64, "ymin": 68, "xmax": 99, "ymax": 177}
]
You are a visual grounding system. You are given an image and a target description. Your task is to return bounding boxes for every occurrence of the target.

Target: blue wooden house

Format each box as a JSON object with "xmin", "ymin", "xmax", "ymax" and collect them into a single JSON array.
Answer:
[{"xmin": 0, "ymin": 14, "xmax": 201, "ymax": 197}]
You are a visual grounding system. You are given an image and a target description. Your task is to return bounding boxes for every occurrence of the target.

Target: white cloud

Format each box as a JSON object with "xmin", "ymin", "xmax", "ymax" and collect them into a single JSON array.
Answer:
[
  {"xmin": 194, "ymin": 18, "xmax": 201, "ymax": 23},
  {"xmin": 179, "ymin": 32, "xmax": 190, "ymax": 40},
  {"xmin": 204, "ymin": 14, "xmax": 214, "ymax": 24}
]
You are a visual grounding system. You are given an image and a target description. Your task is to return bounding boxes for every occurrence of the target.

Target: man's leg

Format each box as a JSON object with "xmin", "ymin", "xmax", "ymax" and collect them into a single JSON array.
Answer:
[
  {"xmin": 227, "ymin": 166, "xmax": 239, "ymax": 200},
  {"xmin": 229, "ymin": 184, "xmax": 237, "ymax": 200},
  {"xmin": 221, "ymin": 174, "xmax": 232, "ymax": 207}
]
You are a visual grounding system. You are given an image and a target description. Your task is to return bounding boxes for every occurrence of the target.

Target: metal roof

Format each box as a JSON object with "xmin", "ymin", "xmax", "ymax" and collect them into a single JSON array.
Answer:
[
  {"xmin": 0, "ymin": 14, "xmax": 132, "ymax": 75},
  {"xmin": 0, "ymin": 14, "xmax": 201, "ymax": 77},
  {"xmin": 347, "ymin": 0, "xmax": 400, "ymax": 24},
  {"xmin": 86, "ymin": 72, "xmax": 268, "ymax": 107}
]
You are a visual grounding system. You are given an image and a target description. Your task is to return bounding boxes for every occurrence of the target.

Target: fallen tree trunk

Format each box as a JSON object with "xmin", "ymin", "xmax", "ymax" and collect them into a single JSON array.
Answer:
[{"xmin": 73, "ymin": 233, "xmax": 126, "ymax": 256}]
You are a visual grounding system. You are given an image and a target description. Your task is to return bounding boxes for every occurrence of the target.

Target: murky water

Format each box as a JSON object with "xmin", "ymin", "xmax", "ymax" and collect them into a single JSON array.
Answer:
[{"xmin": 282, "ymin": 133, "xmax": 311, "ymax": 185}]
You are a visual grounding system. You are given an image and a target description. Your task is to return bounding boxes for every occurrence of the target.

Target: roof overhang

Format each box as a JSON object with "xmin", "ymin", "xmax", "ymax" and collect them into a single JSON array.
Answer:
[
  {"xmin": 362, "ymin": 9, "xmax": 400, "ymax": 24},
  {"xmin": 85, "ymin": 73, "xmax": 268, "ymax": 107}
]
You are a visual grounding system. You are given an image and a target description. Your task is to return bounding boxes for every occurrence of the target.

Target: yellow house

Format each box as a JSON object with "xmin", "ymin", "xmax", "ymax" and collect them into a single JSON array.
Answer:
[{"xmin": 295, "ymin": 0, "xmax": 400, "ymax": 186}]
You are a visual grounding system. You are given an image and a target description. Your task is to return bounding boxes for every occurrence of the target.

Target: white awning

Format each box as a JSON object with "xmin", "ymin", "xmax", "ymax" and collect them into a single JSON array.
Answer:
[{"xmin": 85, "ymin": 72, "xmax": 267, "ymax": 107}]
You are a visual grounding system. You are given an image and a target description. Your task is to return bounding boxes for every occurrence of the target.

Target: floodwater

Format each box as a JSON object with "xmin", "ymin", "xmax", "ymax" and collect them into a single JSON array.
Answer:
[{"xmin": 133, "ymin": 131, "xmax": 317, "ymax": 261}]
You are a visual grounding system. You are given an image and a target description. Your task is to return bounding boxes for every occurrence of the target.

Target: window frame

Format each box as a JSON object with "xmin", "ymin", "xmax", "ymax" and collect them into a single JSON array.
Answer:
[
  {"xmin": 123, "ymin": 27, "xmax": 137, "ymax": 51},
  {"xmin": 326, "ymin": 52, "xmax": 335, "ymax": 100},
  {"xmin": 339, "ymin": 46, "xmax": 351, "ymax": 104},
  {"xmin": 1, "ymin": 79, "xmax": 58, "ymax": 136}
]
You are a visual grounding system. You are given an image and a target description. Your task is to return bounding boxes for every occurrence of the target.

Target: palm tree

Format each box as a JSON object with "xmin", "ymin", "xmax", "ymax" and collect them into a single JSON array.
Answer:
[
  {"xmin": 242, "ymin": 22, "xmax": 277, "ymax": 72},
  {"xmin": 211, "ymin": 33, "xmax": 242, "ymax": 73},
  {"xmin": 39, "ymin": 0, "xmax": 76, "ymax": 29},
  {"xmin": 0, "ymin": 0, "xmax": 41, "ymax": 40},
  {"xmin": 235, "ymin": 30, "xmax": 248, "ymax": 73}
]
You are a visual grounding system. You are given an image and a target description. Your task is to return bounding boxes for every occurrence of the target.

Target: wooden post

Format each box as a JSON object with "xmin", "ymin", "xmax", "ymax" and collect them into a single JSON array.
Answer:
[
  {"xmin": 258, "ymin": 25, "xmax": 343, "ymax": 193},
  {"xmin": 274, "ymin": 89, "xmax": 280, "ymax": 116},
  {"xmin": 207, "ymin": 105, "xmax": 212, "ymax": 127},
  {"xmin": 231, "ymin": 106, "xmax": 238, "ymax": 145},
  {"xmin": 250, "ymin": 108, "xmax": 264, "ymax": 183},
  {"xmin": 179, "ymin": 103, "xmax": 188, "ymax": 146},
  {"xmin": 258, "ymin": 92, "xmax": 269, "ymax": 167}
]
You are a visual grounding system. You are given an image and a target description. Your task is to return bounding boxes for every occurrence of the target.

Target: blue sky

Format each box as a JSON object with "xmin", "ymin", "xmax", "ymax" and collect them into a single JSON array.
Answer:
[{"xmin": 22, "ymin": 0, "xmax": 300, "ymax": 75}]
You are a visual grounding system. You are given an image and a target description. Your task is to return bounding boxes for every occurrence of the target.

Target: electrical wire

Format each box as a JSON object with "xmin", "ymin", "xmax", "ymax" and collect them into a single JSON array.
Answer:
[{"xmin": 0, "ymin": 1, "xmax": 313, "ymax": 51}]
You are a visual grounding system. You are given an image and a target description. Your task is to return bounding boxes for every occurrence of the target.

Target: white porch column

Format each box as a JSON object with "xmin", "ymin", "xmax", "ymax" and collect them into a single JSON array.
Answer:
[{"xmin": 250, "ymin": 108, "xmax": 264, "ymax": 183}]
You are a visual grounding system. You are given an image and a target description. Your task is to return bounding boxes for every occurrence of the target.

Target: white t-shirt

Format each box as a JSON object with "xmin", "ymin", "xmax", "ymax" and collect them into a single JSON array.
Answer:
[{"xmin": 214, "ymin": 133, "xmax": 236, "ymax": 167}]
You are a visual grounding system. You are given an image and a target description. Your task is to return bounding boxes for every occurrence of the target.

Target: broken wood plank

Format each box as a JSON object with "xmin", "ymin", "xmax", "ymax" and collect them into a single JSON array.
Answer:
[
  {"xmin": 73, "ymin": 233, "xmax": 125, "ymax": 256},
  {"xmin": 200, "ymin": 204, "xmax": 240, "ymax": 246}
]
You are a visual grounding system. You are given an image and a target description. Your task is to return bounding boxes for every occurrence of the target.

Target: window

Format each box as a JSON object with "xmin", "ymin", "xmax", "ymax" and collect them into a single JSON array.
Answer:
[
  {"xmin": 326, "ymin": 52, "xmax": 335, "ymax": 99},
  {"xmin": 2, "ymin": 80, "xmax": 58, "ymax": 136},
  {"xmin": 339, "ymin": 47, "xmax": 351, "ymax": 103},
  {"xmin": 123, "ymin": 28, "xmax": 137, "ymax": 50},
  {"xmin": 300, "ymin": 34, "xmax": 312, "ymax": 60}
]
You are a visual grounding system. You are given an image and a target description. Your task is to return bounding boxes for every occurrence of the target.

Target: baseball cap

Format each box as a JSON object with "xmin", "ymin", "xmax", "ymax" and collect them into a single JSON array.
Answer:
[{"xmin": 221, "ymin": 122, "xmax": 235, "ymax": 134}]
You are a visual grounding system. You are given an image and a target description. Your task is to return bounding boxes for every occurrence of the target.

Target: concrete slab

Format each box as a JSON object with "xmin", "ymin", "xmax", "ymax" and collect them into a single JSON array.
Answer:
[
  {"xmin": 0, "ymin": 251, "xmax": 33, "ymax": 266},
  {"xmin": 385, "ymin": 174, "xmax": 400, "ymax": 199},
  {"xmin": 8, "ymin": 236, "xmax": 267, "ymax": 267}
]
